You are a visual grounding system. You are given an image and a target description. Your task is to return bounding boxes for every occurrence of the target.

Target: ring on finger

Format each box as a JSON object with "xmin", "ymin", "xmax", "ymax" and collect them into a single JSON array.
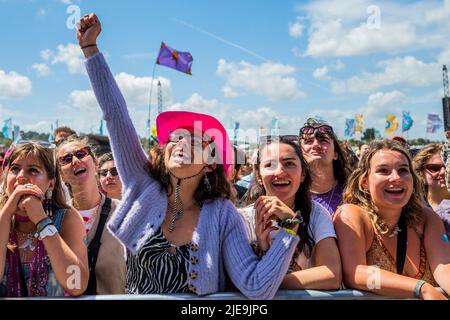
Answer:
[
  {"xmin": 264, "ymin": 198, "xmax": 271, "ymax": 204},
  {"xmin": 24, "ymin": 183, "xmax": 33, "ymax": 188}
]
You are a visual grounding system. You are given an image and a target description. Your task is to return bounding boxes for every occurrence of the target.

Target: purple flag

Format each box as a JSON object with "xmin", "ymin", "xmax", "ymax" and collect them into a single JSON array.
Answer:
[{"xmin": 156, "ymin": 42, "xmax": 193, "ymax": 75}]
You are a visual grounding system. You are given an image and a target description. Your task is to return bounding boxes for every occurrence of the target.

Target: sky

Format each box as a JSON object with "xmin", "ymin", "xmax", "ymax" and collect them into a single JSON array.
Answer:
[{"xmin": 1, "ymin": 0, "xmax": 450, "ymax": 143}]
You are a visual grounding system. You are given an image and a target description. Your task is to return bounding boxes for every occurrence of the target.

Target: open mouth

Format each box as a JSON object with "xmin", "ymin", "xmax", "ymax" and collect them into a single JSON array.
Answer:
[
  {"xmin": 272, "ymin": 180, "xmax": 291, "ymax": 187},
  {"xmin": 74, "ymin": 167, "xmax": 87, "ymax": 176},
  {"xmin": 384, "ymin": 186, "xmax": 405, "ymax": 195}
]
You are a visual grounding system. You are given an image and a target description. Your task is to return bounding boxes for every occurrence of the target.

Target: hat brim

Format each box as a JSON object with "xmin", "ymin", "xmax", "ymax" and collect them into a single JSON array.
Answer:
[{"xmin": 156, "ymin": 111, "xmax": 234, "ymax": 177}]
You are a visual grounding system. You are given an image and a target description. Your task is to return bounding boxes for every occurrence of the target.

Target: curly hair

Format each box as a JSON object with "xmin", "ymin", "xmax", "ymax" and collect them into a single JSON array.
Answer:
[
  {"xmin": 244, "ymin": 137, "xmax": 315, "ymax": 257},
  {"xmin": 343, "ymin": 139, "xmax": 424, "ymax": 234},
  {"xmin": 0, "ymin": 143, "xmax": 69, "ymax": 211},
  {"xmin": 147, "ymin": 143, "xmax": 234, "ymax": 204},
  {"xmin": 412, "ymin": 143, "xmax": 442, "ymax": 199}
]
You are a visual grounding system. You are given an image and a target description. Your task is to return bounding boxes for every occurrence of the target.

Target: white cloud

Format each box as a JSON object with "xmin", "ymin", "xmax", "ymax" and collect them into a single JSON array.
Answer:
[
  {"xmin": 37, "ymin": 8, "xmax": 46, "ymax": 16},
  {"xmin": 60, "ymin": 0, "xmax": 73, "ymax": 4},
  {"xmin": 31, "ymin": 63, "xmax": 51, "ymax": 77},
  {"xmin": 305, "ymin": 20, "xmax": 418, "ymax": 57},
  {"xmin": 289, "ymin": 17, "xmax": 304, "ymax": 39},
  {"xmin": 216, "ymin": 59, "xmax": 306, "ymax": 101},
  {"xmin": 0, "ymin": 70, "xmax": 32, "ymax": 99},
  {"xmin": 296, "ymin": 0, "xmax": 450, "ymax": 57},
  {"xmin": 438, "ymin": 46, "xmax": 450, "ymax": 65},
  {"xmin": 313, "ymin": 66, "xmax": 331, "ymax": 81},
  {"xmin": 43, "ymin": 43, "xmax": 85, "ymax": 75},
  {"xmin": 61, "ymin": 73, "xmax": 172, "ymax": 135},
  {"xmin": 331, "ymin": 56, "xmax": 440, "ymax": 94}
]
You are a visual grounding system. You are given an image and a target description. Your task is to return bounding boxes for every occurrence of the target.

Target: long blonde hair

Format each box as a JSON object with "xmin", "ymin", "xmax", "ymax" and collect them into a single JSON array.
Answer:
[
  {"xmin": 412, "ymin": 143, "xmax": 442, "ymax": 198},
  {"xmin": 343, "ymin": 139, "xmax": 424, "ymax": 234},
  {"xmin": 0, "ymin": 143, "xmax": 69, "ymax": 210}
]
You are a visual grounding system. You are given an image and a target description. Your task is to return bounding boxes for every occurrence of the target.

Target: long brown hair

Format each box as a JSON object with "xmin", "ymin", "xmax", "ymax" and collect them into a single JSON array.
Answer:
[
  {"xmin": 246, "ymin": 137, "xmax": 314, "ymax": 256},
  {"xmin": 0, "ymin": 143, "xmax": 69, "ymax": 210},
  {"xmin": 412, "ymin": 143, "xmax": 442, "ymax": 198},
  {"xmin": 147, "ymin": 143, "xmax": 234, "ymax": 204},
  {"xmin": 343, "ymin": 139, "xmax": 424, "ymax": 234}
]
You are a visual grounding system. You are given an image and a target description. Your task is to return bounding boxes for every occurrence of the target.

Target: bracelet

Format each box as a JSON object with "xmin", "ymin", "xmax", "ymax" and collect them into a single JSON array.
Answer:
[
  {"xmin": 413, "ymin": 280, "xmax": 426, "ymax": 299},
  {"xmin": 279, "ymin": 210, "xmax": 304, "ymax": 228},
  {"xmin": 81, "ymin": 44, "xmax": 97, "ymax": 49},
  {"xmin": 283, "ymin": 227, "xmax": 297, "ymax": 236},
  {"xmin": 34, "ymin": 218, "xmax": 53, "ymax": 238}
]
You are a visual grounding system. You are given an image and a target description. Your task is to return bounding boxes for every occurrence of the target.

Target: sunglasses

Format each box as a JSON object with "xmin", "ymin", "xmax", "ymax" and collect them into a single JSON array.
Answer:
[
  {"xmin": 299, "ymin": 125, "xmax": 333, "ymax": 136},
  {"xmin": 424, "ymin": 164, "xmax": 445, "ymax": 174},
  {"xmin": 99, "ymin": 167, "xmax": 119, "ymax": 177},
  {"xmin": 168, "ymin": 131, "xmax": 213, "ymax": 147},
  {"xmin": 58, "ymin": 147, "xmax": 91, "ymax": 166}
]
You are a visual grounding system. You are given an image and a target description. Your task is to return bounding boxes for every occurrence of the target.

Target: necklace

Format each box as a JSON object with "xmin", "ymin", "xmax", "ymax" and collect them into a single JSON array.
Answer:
[
  {"xmin": 388, "ymin": 225, "xmax": 402, "ymax": 238},
  {"xmin": 16, "ymin": 230, "xmax": 36, "ymax": 252}
]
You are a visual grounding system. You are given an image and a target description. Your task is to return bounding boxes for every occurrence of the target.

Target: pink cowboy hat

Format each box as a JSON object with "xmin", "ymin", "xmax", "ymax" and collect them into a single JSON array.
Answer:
[{"xmin": 156, "ymin": 110, "xmax": 234, "ymax": 177}]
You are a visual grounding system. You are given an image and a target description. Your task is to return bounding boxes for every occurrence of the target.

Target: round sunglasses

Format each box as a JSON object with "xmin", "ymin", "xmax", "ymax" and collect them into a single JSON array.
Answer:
[
  {"xmin": 57, "ymin": 146, "xmax": 91, "ymax": 166},
  {"xmin": 299, "ymin": 124, "xmax": 333, "ymax": 136},
  {"xmin": 424, "ymin": 163, "xmax": 445, "ymax": 174},
  {"xmin": 99, "ymin": 167, "xmax": 119, "ymax": 177}
]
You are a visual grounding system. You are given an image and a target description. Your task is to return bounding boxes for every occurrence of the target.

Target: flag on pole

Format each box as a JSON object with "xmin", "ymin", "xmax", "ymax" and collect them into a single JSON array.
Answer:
[
  {"xmin": 99, "ymin": 120, "xmax": 104, "ymax": 136},
  {"xmin": 156, "ymin": 42, "xmax": 193, "ymax": 75},
  {"xmin": 48, "ymin": 123, "xmax": 54, "ymax": 142},
  {"xmin": 2, "ymin": 118, "xmax": 12, "ymax": 139},
  {"xmin": 345, "ymin": 118, "xmax": 355, "ymax": 138},
  {"xmin": 233, "ymin": 121, "xmax": 240, "ymax": 144},
  {"xmin": 355, "ymin": 114, "xmax": 364, "ymax": 133},
  {"xmin": 13, "ymin": 125, "xmax": 21, "ymax": 143},
  {"xmin": 402, "ymin": 111, "xmax": 413, "ymax": 132},
  {"xmin": 427, "ymin": 113, "xmax": 443, "ymax": 133},
  {"xmin": 385, "ymin": 115, "xmax": 399, "ymax": 135},
  {"xmin": 270, "ymin": 117, "xmax": 279, "ymax": 136}
]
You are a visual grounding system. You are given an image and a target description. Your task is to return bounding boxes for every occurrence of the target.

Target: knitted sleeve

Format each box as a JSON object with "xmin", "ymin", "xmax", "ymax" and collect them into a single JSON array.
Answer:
[
  {"xmin": 220, "ymin": 201, "xmax": 298, "ymax": 300},
  {"xmin": 85, "ymin": 52, "xmax": 150, "ymax": 184}
]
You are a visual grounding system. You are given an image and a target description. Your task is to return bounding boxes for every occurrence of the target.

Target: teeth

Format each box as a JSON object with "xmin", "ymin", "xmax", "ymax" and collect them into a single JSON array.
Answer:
[
  {"xmin": 386, "ymin": 188, "xmax": 403, "ymax": 192},
  {"xmin": 272, "ymin": 181, "xmax": 290, "ymax": 185}
]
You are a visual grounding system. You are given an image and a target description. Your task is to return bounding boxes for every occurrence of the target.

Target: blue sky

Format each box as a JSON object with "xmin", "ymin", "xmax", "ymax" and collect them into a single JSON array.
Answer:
[{"xmin": 1, "ymin": 0, "xmax": 450, "ymax": 142}]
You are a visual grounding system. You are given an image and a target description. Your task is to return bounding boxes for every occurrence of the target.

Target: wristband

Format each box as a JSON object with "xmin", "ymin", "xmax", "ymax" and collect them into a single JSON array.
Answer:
[
  {"xmin": 81, "ymin": 44, "xmax": 97, "ymax": 49},
  {"xmin": 283, "ymin": 227, "xmax": 297, "ymax": 236},
  {"xmin": 413, "ymin": 280, "xmax": 426, "ymax": 299}
]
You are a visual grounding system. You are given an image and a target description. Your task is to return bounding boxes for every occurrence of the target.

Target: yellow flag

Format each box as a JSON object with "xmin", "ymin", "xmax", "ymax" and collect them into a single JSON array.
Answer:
[
  {"xmin": 385, "ymin": 115, "xmax": 399, "ymax": 135},
  {"xmin": 355, "ymin": 114, "xmax": 364, "ymax": 133},
  {"xmin": 151, "ymin": 125, "xmax": 157, "ymax": 137}
]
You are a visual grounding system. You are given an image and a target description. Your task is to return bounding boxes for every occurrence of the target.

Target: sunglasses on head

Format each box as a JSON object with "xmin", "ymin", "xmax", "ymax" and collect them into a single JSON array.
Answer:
[
  {"xmin": 99, "ymin": 167, "xmax": 119, "ymax": 177},
  {"xmin": 299, "ymin": 125, "xmax": 333, "ymax": 136},
  {"xmin": 58, "ymin": 146, "xmax": 91, "ymax": 166},
  {"xmin": 424, "ymin": 163, "xmax": 445, "ymax": 174}
]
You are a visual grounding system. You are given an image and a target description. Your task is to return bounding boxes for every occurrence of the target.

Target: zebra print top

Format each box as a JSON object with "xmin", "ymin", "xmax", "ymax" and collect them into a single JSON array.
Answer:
[{"xmin": 125, "ymin": 228, "xmax": 191, "ymax": 294}]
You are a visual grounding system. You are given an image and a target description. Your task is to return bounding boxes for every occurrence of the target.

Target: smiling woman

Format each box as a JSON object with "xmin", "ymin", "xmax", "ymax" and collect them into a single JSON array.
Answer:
[
  {"xmin": 56, "ymin": 136, "xmax": 126, "ymax": 295},
  {"xmin": 334, "ymin": 139, "xmax": 450, "ymax": 300}
]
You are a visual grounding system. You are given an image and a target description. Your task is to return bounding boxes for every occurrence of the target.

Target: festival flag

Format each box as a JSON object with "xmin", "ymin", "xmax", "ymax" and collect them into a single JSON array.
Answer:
[
  {"xmin": 233, "ymin": 121, "xmax": 240, "ymax": 144},
  {"xmin": 385, "ymin": 115, "xmax": 399, "ymax": 135},
  {"xmin": 13, "ymin": 125, "xmax": 21, "ymax": 143},
  {"xmin": 345, "ymin": 118, "xmax": 355, "ymax": 138},
  {"xmin": 156, "ymin": 42, "xmax": 193, "ymax": 75},
  {"xmin": 427, "ymin": 113, "xmax": 443, "ymax": 133},
  {"xmin": 151, "ymin": 125, "xmax": 157, "ymax": 138},
  {"xmin": 48, "ymin": 123, "xmax": 54, "ymax": 142},
  {"xmin": 270, "ymin": 117, "xmax": 279, "ymax": 136},
  {"xmin": 355, "ymin": 114, "xmax": 364, "ymax": 133},
  {"xmin": 99, "ymin": 120, "xmax": 104, "ymax": 136},
  {"xmin": 2, "ymin": 118, "xmax": 12, "ymax": 139},
  {"xmin": 402, "ymin": 111, "xmax": 413, "ymax": 132}
]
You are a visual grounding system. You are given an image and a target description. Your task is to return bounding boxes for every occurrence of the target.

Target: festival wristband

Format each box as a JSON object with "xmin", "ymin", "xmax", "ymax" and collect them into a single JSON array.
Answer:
[
  {"xmin": 413, "ymin": 280, "xmax": 426, "ymax": 299},
  {"xmin": 283, "ymin": 228, "xmax": 298, "ymax": 236}
]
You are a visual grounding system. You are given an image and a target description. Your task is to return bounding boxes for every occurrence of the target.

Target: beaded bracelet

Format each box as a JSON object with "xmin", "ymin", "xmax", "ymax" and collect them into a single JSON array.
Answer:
[{"xmin": 279, "ymin": 210, "xmax": 304, "ymax": 228}]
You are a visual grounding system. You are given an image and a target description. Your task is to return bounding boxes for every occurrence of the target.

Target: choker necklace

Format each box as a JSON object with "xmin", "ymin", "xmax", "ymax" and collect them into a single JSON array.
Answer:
[{"xmin": 168, "ymin": 167, "xmax": 205, "ymax": 232}]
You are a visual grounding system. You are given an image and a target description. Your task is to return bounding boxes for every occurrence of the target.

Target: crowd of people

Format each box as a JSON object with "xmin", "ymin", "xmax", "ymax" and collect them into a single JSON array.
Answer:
[{"xmin": 0, "ymin": 13, "xmax": 449, "ymax": 299}]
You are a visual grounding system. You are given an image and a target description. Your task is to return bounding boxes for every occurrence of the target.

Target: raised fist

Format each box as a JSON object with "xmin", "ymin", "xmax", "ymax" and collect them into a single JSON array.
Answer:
[{"xmin": 77, "ymin": 13, "xmax": 101, "ymax": 48}]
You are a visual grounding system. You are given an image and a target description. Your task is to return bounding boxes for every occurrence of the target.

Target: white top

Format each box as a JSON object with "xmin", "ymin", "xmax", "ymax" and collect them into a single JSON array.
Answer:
[{"xmin": 239, "ymin": 200, "xmax": 337, "ymax": 269}]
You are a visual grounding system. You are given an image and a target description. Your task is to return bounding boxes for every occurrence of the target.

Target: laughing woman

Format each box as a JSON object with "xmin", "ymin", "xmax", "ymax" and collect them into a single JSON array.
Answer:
[
  {"xmin": 56, "ymin": 136, "xmax": 126, "ymax": 295},
  {"xmin": 240, "ymin": 136, "xmax": 342, "ymax": 290},
  {"xmin": 0, "ymin": 142, "xmax": 88, "ymax": 297},
  {"xmin": 77, "ymin": 14, "xmax": 299, "ymax": 299},
  {"xmin": 334, "ymin": 139, "xmax": 450, "ymax": 299}
]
